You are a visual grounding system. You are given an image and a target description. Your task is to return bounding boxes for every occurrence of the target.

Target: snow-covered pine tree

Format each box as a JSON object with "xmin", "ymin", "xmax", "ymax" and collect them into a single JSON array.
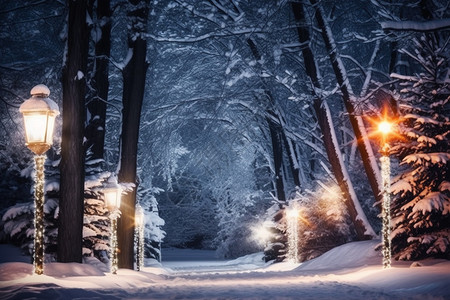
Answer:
[
  {"xmin": 137, "ymin": 188, "xmax": 165, "ymax": 262},
  {"xmin": 263, "ymin": 203, "xmax": 287, "ymax": 262},
  {"xmin": 295, "ymin": 185, "xmax": 351, "ymax": 262},
  {"xmin": 390, "ymin": 33, "xmax": 450, "ymax": 260},
  {"xmin": 83, "ymin": 163, "xmax": 111, "ymax": 262},
  {"xmin": 0, "ymin": 152, "xmax": 60, "ymax": 261},
  {"xmin": 1, "ymin": 154, "xmax": 115, "ymax": 265},
  {"xmin": 263, "ymin": 183, "xmax": 350, "ymax": 263}
]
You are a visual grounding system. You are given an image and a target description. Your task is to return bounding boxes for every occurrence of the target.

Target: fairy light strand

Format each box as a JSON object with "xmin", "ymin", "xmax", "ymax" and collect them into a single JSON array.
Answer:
[
  {"xmin": 110, "ymin": 214, "xmax": 119, "ymax": 274},
  {"xmin": 135, "ymin": 221, "xmax": 144, "ymax": 271},
  {"xmin": 286, "ymin": 206, "xmax": 300, "ymax": 263},
  {"xmin": 33, "ymin": 155, "xmax": 46, "ymax": 275},
  {"xmin": 380, "ymin": 150, "xmax": 392, "ymax": 269}
]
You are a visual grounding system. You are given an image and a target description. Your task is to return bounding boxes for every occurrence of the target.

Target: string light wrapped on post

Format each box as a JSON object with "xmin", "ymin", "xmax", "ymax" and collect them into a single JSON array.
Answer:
[
  {"xmin": 103, "ymin": 176, "xmax": 122, "ymax": 274},
  {"xmin": 377, "ymin": 117, "xmax": 395, "ymax": 269},
  {"xmin": 135, "ymin": 204, "xmax": 145, "ymax": 271},
  {"xmin": 19, "ymin": 84, "xmax": 59, "ymax": 275},
  {"xmin": 286, "ymin": 204, "xmax": 300, "ymax": 263}
]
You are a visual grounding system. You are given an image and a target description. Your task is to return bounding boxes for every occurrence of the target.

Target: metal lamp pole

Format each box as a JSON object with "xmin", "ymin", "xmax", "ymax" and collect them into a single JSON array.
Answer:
[{"xmin": 19, "ymin": 84, "xmax": 59, "ymax": 275}]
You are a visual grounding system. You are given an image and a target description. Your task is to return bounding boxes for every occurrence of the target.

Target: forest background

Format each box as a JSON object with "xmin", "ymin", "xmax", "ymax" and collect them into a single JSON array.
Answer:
[{"xmin": 0, "ymin": 0, "xmax": 448, "ymax": 267}]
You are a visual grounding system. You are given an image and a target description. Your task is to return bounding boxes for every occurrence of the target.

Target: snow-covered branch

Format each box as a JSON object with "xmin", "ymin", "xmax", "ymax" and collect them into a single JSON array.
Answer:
[
  {"xmin": 381, "ymin": 19, "xmax": 450, "ymax": 32},
  {"xmin": 146, "ymin": 27, "xmax": 268, "ymax": 43}
]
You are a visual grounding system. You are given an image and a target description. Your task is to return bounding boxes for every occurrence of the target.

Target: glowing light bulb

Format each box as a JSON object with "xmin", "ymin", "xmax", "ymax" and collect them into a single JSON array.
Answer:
[
  {"xmin": 286, "ymin": 208, "xmax": 299, "ymax": 219},
  {"xmin": 378, "ymin": 121, "xmax": 392, "ymax": 136}
]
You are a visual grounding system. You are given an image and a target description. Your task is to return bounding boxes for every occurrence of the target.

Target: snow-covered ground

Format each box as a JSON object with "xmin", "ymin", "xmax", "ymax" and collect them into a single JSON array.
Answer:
[{"xmin": 0, "ymin": 240, "xmax": 449, "ymax": 299}]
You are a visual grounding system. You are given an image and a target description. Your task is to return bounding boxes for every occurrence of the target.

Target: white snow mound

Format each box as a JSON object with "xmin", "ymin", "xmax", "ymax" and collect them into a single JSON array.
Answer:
[{"xmin": 297, "ymin": 240, "xmax": 381, "ymax": 271}]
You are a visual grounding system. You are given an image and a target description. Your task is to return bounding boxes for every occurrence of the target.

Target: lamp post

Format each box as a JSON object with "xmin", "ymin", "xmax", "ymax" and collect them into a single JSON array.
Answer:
[
  {"xmin": 103, "ymin": 177, "xmax": 122, "ymax": 274},
  {"xmin": 378, "ymin": 119, "xmax": 393, "ymax": 269},
  {"xmin": 135, "ymin": 203, "xmax": 145, "ymax": 271},
  {"xmin": 19, "ymin": 84, "xmax": 59, "ymax": 275}
]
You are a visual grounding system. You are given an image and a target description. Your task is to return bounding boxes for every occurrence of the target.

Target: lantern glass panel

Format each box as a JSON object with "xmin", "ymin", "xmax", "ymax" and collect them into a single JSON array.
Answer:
[
  {"xmin": 45, "ymin": 114, "xmax": 56, "ymax": 145},
  {"xmin": 104, "ymin": 188, "xmax": 121, "ymax": 209},
  {"xmin": 24, "ymin": 113, "xmax": 48, "ymax": 143},
  {"xmin": 135, "ymin": 209, "xmax": 144, "ymax": 226}
]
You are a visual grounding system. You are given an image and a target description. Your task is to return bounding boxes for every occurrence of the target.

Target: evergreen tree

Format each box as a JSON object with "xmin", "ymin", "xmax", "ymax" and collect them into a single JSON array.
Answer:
[{"xmin": 390, "ymin": 33, "xmax": 450, "ymax": 260}]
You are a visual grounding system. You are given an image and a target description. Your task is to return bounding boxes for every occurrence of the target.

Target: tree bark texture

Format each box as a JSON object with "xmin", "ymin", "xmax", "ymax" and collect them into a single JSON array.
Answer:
[
  {"xmin": 268, "ymin": 119, "xmax": 286, "ymax": 202},
  {"xmin": 292, "ymin": 1, "xmax": 374, "ymax": 239},
  {"xmin": 247, "ymin": 38, "xmax": 300, "ymax": 200},
  {"xmin": 309, "ymin": 0, "xmax": 383, "ymax": 211},
  {"xmin": 58, "ymin": 0, "xmax": 89, "ymax": 262},
  {"xmin": 85, "ymin": 0, "xmax": 111, "ymax": 161},
  {"xmin": 117, "ymin": 0, "xmax": 150, "ymax": 270}
]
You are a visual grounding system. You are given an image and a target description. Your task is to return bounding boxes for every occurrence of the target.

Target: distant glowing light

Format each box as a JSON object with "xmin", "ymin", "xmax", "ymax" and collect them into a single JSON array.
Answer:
[
  {"xmin": 378, "ymin": 121, "xmax": 393, "ymax": 136},
  {"xmin": 286, "ymin": 207, "xmax": 299, "ymax": 219},
  {"xmin": 251, "ymin": 222, "xmax": 272, "ymax": 245}
]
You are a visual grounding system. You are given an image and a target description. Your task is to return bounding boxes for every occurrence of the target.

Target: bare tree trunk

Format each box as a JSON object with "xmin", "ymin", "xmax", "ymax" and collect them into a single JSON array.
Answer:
[
  {"xmin": 85, "ymin": 0, "xmax": 111, "ymax": 161},
  {"xmin": 58, "ymin": 0, "xmax": 89, "ymax": 262},
  {"xmin": 292, "ymin": 1, "xmax": 375, "ymax": 239},
  {"xmin": 268, "ymin": 120, "xmax": 286, "ymax": 202},
  {"xmin": 309, "ymin": 0, "xmax": 383, "ymax": 210},
  {"xmin": 117, "ymin": 0, "xmax": 150, "ymax": 270},
  {"xmin": 247, "ymin": 38, "xmax": 301, "ymax": 200}
]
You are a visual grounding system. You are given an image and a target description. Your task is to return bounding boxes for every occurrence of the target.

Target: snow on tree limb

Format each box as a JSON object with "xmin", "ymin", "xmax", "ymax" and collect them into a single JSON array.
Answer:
[
  {"xmin": 146, "ymin": 28, "xmax": 267, "ymax": 43},
  {"xmin": 381, "ymin": 19, "xmax": 450, "ymax": 32},
  {"xmin": 324, "ymin": 101, "xmax": 377, "ymax": 238}
]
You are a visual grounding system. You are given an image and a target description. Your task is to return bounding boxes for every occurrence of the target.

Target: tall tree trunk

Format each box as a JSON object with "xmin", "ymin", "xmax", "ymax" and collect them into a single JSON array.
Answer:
[
  {"xmin": 309, "ymin": 0, "xmax": 383, "ymax": 210},
  {"xmin": 117, "ymin": 0, "xmax": 150, "ymax": 270},
  {"xmin": 85, "ymin": 0, "xmax": 111, "ymax": 161},
  {"xmin": 268, "ymin": 119, "xmax": 286, "ymax": 202},
  {"xmin": 58, "ymin": 0, "xmax": 89, "ymax": 262},
  {"xmin": 247, "ymin": 38, "xmax": 300, "ymax": 199},
  {"xmin": 292, "ymin": 1, "xmax": 375, "ymax": 239}
]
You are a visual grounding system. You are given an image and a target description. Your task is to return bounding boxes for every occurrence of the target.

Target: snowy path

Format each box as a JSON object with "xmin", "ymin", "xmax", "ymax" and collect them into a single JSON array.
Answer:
[
  {"xmin": 160, "ymin": 248, "xmax": 268, "ymax": 275},
  {"xmin": 1, "ymin": 241, "xmax": 450, "ymax": 299}
]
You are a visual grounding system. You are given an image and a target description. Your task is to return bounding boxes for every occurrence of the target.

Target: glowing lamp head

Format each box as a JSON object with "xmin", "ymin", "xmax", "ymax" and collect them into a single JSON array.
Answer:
[
  {"xmin": 286, "ymin": 207, "xmax": 299, "ymax": 219},
  {"xmin": 103, "ymin": 176, "xmax": 121, "ymax": 210},
  {"xmin": 19, "ymin": 84, "xmax": 59, "ymax": 155},
  {"xmin": 378, "ymin": 120, "xmax": 393, "ymax": 136},
  {"xmin": 135, "ymin": 204, "xmax": 145, "ymax": 227}
]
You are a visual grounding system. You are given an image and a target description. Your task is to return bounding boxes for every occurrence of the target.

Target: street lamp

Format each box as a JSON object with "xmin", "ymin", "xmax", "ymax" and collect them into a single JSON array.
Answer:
[
  {"xmin": 135, "ymin": 203, "xmax": 145, "ymax": 271},
  {"xmin": 377, "ymin": 118, "xmax": 394, "ymax": 269},
  {"xmin": 19, "ymin": 84, "xmax": 59, "ymax": 275},
  {"xmin": 103, "ymin": 176, "xmax": 121, "ymax": 274}
]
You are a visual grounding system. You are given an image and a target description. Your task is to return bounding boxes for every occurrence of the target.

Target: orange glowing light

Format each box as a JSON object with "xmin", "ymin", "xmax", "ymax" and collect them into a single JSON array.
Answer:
[{"xmin": 378, "ymin": 120, "xmax": 393, "ymax": 136}]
